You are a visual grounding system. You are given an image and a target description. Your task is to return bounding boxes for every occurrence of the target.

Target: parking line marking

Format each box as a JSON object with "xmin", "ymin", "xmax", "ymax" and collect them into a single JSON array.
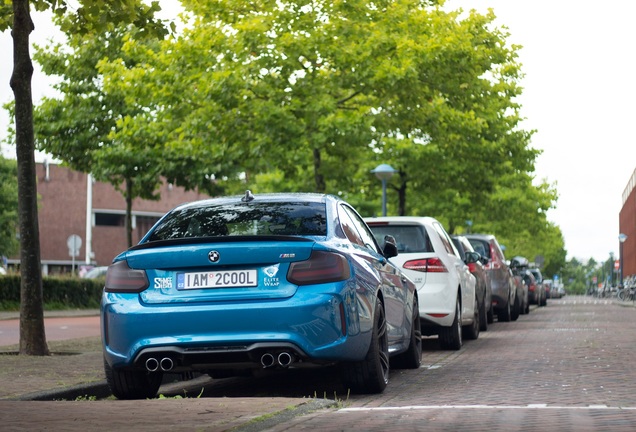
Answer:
[{"xmin": 339, "ymin": 405, "xmax": 636, "ymax": 412}]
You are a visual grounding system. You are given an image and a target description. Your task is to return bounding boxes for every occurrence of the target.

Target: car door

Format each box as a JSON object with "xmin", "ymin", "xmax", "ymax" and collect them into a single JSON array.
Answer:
[{"xmin": 338, "ymin": 205, "xmax": 411, "ymax": 343}]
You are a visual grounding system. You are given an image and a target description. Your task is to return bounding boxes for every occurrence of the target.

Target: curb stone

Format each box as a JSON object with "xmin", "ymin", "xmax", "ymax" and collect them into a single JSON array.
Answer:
[
  {"xmin": 15, "ymin": 380, "xmax": 111, "ymax": 401},
  {"xmin": 230, "ymin": 399, "xmax": 339, "ymax": 432}
]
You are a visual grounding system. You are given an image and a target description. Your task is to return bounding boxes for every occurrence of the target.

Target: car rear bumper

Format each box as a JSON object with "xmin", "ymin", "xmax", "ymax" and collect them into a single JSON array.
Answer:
[
  {"xmin": 415, "ymin": 282, "xmax": 456, "ymax": 327},
  {"xmin": 102, "ymin": 285, "xmax": 372, "ymax": 371}
]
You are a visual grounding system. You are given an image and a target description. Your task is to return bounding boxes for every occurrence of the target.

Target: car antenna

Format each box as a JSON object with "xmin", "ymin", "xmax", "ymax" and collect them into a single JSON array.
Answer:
[{"xmin": 241, "ymin": 190, "xmax": 255, "ymax": 202}]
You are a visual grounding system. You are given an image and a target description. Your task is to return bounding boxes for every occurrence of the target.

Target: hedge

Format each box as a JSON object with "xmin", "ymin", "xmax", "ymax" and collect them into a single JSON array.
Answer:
[{"xmin": 0, "ymin": 275, "xmax": 104, "ymax": 310}]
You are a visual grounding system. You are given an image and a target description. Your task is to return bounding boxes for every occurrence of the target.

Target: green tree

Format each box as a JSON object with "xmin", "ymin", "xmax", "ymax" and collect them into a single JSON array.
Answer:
[
  {"xmin": 33, "ymin": 23, "xmax": 174, "ymax": 247},
  {"xmin": 0, "ymin": 0, "xmax": 165, "ymax": 356},
  {"xmin": 560, "ymin": 257, "xmax": 601, "ymax": 295},
  {"xmin": 0, "ymin": 155, "xmax": 19, "ymax": 259},
  {"xmin": 96, "ymin": 0, "xmax": 538, "ymax": 216}
]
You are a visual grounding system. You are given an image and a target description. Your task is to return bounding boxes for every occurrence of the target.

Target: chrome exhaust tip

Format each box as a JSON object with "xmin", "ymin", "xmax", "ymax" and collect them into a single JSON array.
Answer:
[
  {"xmin": 277, "ymin": 352, "xmax": 294, "ymax": 367},
  {"xmin": 160, "ymin": 357, "xmax": 174, "ymax": 372},
  {"xmin": 145, "ymin": 357, "xmax": 159, "ymax": 372},
  {"xmin": 260, "ymin": 353, "xmax": 275, "ymax": 368}
]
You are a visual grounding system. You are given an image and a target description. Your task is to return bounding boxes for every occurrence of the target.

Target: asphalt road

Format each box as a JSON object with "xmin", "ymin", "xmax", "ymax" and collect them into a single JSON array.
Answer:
[{"xmin": 0, "ymin": 315, "xmax": 100, "ymax": 347}]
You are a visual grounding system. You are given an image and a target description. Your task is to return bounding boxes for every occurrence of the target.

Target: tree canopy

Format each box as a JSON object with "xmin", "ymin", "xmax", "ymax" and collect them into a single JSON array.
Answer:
[
  {"xmin": 2, "ymin": 0, "xmax": 568, "ymax": 354},
  {"xmin": 0, "ymin": 0, "xmax": 168, "ymax": 355},
  {"xmin": 0, "ymin": 155, "xmax": 19, "ymax": 259}
]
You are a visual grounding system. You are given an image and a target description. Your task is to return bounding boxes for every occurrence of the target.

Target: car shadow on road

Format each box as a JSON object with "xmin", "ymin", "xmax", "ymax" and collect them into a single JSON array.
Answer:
[{"xmin": 159, "ymin": 337, "xmax": 446, "ymax": 400}]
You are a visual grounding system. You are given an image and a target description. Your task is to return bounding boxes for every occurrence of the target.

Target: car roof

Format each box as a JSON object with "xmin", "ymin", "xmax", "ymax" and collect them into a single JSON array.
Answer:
[
  {"xmin": 172, "ymin": 192, "xmax": 335, "ymax": 212},
  {"xmin": 464, "ymin": 233, "xmax": 497, "ymax": 240},
  {"xmin": 363, "ymin": 216, "xmax": 441, "ymax": 225},
  {"xmin": 451, "ymin": 235, "xmax": 473, "ymax": 249}
]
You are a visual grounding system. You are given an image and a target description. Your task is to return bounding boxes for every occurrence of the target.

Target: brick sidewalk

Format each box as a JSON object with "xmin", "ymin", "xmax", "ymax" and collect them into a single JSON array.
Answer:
[{"xmin": 1, "ymin": 297, "xmax": 635, "ymax": 431}]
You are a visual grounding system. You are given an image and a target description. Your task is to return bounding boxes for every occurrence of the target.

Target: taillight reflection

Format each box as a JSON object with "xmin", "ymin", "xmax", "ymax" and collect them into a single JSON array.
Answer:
[
  {"xmin": 288, "ymin": 251, "xmax": 350, "ymax": 285},
  {"xmin": 403, "ymin": 257, "xmax": 448, "ymax": 273}
]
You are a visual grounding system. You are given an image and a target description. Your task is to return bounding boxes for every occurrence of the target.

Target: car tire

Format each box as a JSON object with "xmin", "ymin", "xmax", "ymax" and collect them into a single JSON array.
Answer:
[
  {"xmin": 540, "ymin": 293, "xmax": 547, "ymax": 307},
  {"xmin": 511, "ymin": 295, "xmax": 520, "ymax": 321},
  {"xmin": 524, "ymin": 297, "xmax": 530, "ymax": 314},
  {"xmin": 479, "ymin": 296, "xmax": 488, "ymax": 331},
  {"xmin": 486, "ymin": 303, "xmax": 495, "ymax": 324},
  {"xmin": 341, "ymin": 299, "xmax": 389, "ymax": 394},
  {"xmin": 104, "ymin": 357, "xmax": 163, "ymax": 400},
  {"xmin": 497, "ymin": 298, "xmax": 512, "ymax": 322},
  {"xmin": 463, "ymin": 297, "xmax": 480, "ymax": 340},
  {"xmin": 439, "ymin": 297, "xmax": 462, "ymax": 350},
  {"xmin": 392, "ymin": 296, "xmax": 422, "ymax": 369}
]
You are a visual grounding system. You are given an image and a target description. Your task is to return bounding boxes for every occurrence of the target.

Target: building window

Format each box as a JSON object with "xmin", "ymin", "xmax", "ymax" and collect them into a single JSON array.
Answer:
[
  {"xmin": 95, "ymin": 212, "xmax": 125, "ymax": 227},
  {"xmin": 136, "ymin": 215, "xmax": 161, "ymax": 235}
]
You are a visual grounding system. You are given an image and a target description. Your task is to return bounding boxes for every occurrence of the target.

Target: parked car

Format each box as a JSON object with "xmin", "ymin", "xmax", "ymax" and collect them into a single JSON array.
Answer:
[
  {"xmin": 365, "ymin": 216, "xmax": 478, "ymax": 351},
  {"xmin": 452, "ymin": 235, "xmax": 493, "ymax": 330},
  {"xmin": 509, "ymin": 256, "xmax": 531, "ymax": 316},
  {"xmin": 510, "ymin": 257, "xmax": 545, "ymax": 307},
  {"xmin": 555, "ymin": 283, "xmax": 566, "ymax": 298},
  {"xmin": 527, "ymin": 270, "xmax": 546, "ymax": 306},
  {"xmin": 82, "ymin": 266, "xmax": 108, "ymax": 279},
  {"xmin": 530, "ymin": 267, "xmax": 548, "ymax": 304},
  {"xmin": 464, "ymin": 234, "xmax": 516, "ymax": 322},
  {"xmin": 102, "ymin": 192, "xmax": 422, "ymax": 399},
  {"xmin": 544, "ymin": 279, "xmax": 563, "ymax": 299}
]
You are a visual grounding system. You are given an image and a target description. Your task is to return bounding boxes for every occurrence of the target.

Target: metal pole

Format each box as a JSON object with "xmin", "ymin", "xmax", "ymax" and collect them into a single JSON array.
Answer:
[
  {"xmin": 381, "ymin": 178, "xmax": 387, "ymax": 216},
  {"xmin": 620, "ymin": 241, "xmax": 624, "ymax": 287}
]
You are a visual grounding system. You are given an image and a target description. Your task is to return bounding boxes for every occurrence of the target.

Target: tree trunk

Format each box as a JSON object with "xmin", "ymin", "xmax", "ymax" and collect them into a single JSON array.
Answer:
[
  {"xmin": 396, "ymin": 175, "xmax": 407, "ymax": 216},
  {"xmin": 12, "ymin": 0, "xmax": 49, "ymax": 356},
  {"xmin": 125, "ymin": 177, "xmax": 133, "ymax": 248},
  {"xmin": 313, "ymin": 148, "xmax": 325, "ymax": 193}
]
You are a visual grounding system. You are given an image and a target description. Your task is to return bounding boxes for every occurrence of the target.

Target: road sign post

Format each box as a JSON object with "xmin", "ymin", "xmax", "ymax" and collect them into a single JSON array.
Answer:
[{"xmin": 67, "ymin": 234, "xmax": 82, "ymax": 275}]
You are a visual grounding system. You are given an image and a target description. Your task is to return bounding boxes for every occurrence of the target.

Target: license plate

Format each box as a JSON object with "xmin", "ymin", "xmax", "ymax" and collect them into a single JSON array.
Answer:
[{"xmin": 177, "ymin": 270, "xmax": 258, "ymax": 289}]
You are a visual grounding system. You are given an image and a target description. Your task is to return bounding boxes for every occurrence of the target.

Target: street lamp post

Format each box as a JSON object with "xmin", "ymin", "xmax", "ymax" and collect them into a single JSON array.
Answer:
[
  {"xmin": 619, "ymin": 233, "xmax": 628, "ymax": 287},
  {"xmin": 371, "ymin": 164, "xmax": 397, "ymax": 216}
]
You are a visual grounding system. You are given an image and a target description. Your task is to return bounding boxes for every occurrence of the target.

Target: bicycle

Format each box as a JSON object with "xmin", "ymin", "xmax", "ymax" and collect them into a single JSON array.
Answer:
[{"xmin": 617, "ymin": 275, "xmax": 636, "ymax": 301}]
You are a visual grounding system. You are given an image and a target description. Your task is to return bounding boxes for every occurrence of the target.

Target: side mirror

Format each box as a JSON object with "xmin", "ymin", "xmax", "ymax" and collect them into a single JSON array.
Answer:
[
  {"xmin": 382, "ymin": 235, "xmax": 398, "ymax": 258},
  {"xmin": 465, "ymin": 251, "xmax": 480, "ymax": 264}
]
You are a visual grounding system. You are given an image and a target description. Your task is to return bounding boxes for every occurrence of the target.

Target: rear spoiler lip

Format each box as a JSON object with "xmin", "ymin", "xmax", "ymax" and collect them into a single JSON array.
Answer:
[{"xmin": 128, "ymin": 235, "xmax": 315, "ymax": 252}]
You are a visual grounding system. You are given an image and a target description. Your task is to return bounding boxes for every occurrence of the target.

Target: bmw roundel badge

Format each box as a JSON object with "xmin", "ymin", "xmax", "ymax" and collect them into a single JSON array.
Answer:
[{"xmin": 208, "ymin": 250, "xmax": 220, "ymax": 263}]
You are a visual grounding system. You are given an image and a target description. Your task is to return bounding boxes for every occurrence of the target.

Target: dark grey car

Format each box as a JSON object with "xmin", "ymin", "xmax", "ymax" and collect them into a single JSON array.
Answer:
[
  {"xmin": 464, "ymin": 234, "xmax": 516, "ymax": 322},
  {"xmin": 451, "ymin": 235, "xmax": 493, "ymax": 330}
]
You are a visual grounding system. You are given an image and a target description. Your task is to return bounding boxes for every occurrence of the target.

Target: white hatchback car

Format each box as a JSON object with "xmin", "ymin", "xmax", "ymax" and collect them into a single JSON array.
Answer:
[{"xmin": 365, "ymin": 216, "xmax": 478, "ymax": 350}]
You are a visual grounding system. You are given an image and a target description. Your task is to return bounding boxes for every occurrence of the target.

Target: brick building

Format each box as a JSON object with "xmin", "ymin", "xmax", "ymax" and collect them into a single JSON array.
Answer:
[
  {"xmin": 9, "ymin": 161, "xmax": 209, "ymax": 275},
  {"xmin": 619, "ymin": 167, "xmax": 636, "ymax": 279}
]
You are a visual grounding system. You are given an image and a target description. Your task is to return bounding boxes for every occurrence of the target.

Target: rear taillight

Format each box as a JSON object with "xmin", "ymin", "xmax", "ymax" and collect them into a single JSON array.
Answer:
[
  {"xmin": 491, "ymin": 262, "xmax": 502, "ymax": 270},
  {"xmin": 403, "ymin": 257, "xmax": 448, "ymax": 273},
  {"xmin": 467, "ymin": 263, "xmax": 477, "ymax": 273},
  {"xmin": 288, "ymin": 251, "xmax": 350, "ymax": 285},
  {"xmin": 488, "ymin": 244, "xmax": 501, "ymax": 269},
  {"xmin": 104, "ymin": 260, "xmax": 149, "ymax": 293},
  {"xmin": 528, "ymin": 283, "xmax": 536, "ymax": 292}
]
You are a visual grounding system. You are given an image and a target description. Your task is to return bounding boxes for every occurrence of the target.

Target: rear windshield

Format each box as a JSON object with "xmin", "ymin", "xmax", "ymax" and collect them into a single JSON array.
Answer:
[
  {"xmin": 530, "ymin": 269, "xmax": 543, "ymax": 282},
  {"xmin": 467, "ymin": 239, "xmax": 491, "ymax": 259},
  {"xmin": 368, "ymin": 225, "xmax": 433, "ymax": 253},
  {"xmin": 146, "ymin": 202, "xmax": 327, "ymax": 241}
]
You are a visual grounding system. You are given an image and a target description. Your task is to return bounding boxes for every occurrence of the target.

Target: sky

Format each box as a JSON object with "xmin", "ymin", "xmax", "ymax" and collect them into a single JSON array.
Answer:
[
  {"xmin": 443, "ymin": 0, "xmax": 636, "ymax": 264},
  {"xmin": 1, "ymin": 0, "xmax": 635, "ymax": 263}
]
